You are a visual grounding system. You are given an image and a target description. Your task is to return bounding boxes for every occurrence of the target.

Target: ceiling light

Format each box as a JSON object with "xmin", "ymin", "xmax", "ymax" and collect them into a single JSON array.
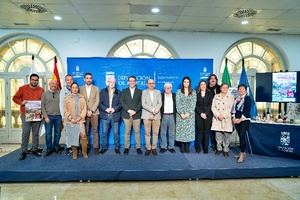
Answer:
[
  {"xmin": 241, "ymin": 20, "xmax": 249, "ymax": 25},
  {"xmin": 54, "ymin": 15, "xmax": 62, "ymax": 21},
  {"xmin": 151, "ymin": 8, "xmax": 160, "ymax": 13}
]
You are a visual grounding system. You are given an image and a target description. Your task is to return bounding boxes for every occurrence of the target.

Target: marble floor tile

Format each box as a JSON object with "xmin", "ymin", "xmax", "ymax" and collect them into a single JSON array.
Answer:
[{"xmin": 1, "ymin": 178, "xmax": 299, "ymax": 200}]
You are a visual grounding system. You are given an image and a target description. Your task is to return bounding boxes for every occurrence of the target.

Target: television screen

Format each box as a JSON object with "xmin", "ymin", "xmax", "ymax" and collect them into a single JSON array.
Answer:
[
  {"xmin": 256, "ymin": 73, "xmax": 272, "ymax": 102},
  {"xmin": 272, "ymin": 72, "xmax": 297, "ymax": 102}
]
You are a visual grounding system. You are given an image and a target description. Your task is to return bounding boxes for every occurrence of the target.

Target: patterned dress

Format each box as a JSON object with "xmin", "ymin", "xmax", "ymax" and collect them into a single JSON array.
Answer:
[{"xmin": 175, "ymin": 89, "xmax": 197, "ymax": 142}]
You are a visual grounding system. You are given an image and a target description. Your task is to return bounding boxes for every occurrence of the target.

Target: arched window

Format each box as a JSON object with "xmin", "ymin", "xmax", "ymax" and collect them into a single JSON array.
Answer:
[
  {"xmin": 107, "ymin": 35, "xmax": 178, "ymax": 58},
  {"xmin": 220, "ymin": 38, "xmax": 286, "ymax": 115},
  {"xmin": 220, "ymin": 38, "xmax": 285, "ymax": 74},
  {"xmin": 0, "ymin": 33, "xmax": 64, "ymax": 142},
  {"xmin": 0, "ymin": 34, "xmax": 64, "ymax": 75}
]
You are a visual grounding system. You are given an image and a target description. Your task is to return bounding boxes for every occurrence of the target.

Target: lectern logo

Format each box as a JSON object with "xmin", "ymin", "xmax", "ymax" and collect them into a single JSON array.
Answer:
[{"xmin": 280, "ymin": 131, "xmax": 290, "ymax": 146}]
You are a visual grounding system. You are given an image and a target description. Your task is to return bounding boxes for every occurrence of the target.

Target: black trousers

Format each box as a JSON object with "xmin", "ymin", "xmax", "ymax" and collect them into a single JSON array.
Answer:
[
  {"xmin": 195, "ymin": 130, "xmax": 209, "ymax": 151},
  {"xmin": 235, "ymin": 120, "xmax": 250, "ymax": 152}
]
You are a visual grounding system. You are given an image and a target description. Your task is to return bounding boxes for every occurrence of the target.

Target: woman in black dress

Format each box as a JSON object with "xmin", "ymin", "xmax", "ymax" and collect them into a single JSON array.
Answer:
[{"xmin": 195, "ymin": 80, "xmax": 213, "ymax": 153}]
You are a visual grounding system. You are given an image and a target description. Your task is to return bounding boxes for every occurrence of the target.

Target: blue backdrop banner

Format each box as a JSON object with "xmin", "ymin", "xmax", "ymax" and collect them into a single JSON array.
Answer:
[{"xmin": 67, "ymin": 57, "xmax": 213, "ymax": 146}]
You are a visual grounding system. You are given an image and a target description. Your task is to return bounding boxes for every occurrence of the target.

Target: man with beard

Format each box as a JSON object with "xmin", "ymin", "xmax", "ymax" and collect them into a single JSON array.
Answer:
[
  {"xmin": 80, "ymin": 72, "xmax": 100, "ymax": 154},
  {"xmin": 207, "ymin": 74, "xmax": 221, "ymax": 152},
  {"xmin": 13, "ymin": 73, "xmax": 44, "ymax": 160}
]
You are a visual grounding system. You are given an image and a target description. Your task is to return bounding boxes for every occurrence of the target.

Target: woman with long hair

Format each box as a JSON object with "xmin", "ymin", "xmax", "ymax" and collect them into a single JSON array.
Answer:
[
  {"xmin": 195, "ymin": 80, "xmax": 213, "ymax": 153},
  {"xmin": 175, "ymin": 76, "xmax": 197, "ymax": 153}
]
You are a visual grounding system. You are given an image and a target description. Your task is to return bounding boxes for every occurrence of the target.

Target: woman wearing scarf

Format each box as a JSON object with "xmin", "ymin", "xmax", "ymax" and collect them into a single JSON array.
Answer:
[
  {"xmin": 232, "ymin": 84, "xmax": 252, "ymax": 163},
  {"xmin": 64, "ymin": 82, "xmax": 87, "ymax": 160}
]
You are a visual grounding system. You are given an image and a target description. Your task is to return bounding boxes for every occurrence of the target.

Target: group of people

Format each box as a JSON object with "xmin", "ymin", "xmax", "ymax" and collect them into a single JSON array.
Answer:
[{"xmin": 13, "ymin": 72, "xmax": 251, "ymax": 163}]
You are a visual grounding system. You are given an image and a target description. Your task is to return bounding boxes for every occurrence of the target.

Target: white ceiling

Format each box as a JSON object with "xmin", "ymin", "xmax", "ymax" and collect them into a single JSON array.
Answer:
[{"xmin": 0, "ymin": 0, "xmax": 300, "ymax": 35}]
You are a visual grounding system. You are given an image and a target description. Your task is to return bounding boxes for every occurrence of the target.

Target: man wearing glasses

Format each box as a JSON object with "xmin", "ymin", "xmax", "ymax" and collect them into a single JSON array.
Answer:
[
  {"xmin": 41, "ymin": 80, "xmax": 62, "ymax": 156},
  {"xmin": 141, "ymin": 79, "xmax": 162, "ymax": 156},
  {"xmin": 160, "ymin": 82, "xmax": 176, "ymax": 154},
  {"xmin": 13, "ymin": 73, "xmax": 44, "ymax": 160}
]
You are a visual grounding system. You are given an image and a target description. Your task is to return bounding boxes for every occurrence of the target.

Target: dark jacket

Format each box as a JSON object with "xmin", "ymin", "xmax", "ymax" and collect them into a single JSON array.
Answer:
[
  {"xmin": 195, "ymin": 90, "xmax": 213, "ymax": 132},
  {"xmin": 207, "ymin": 84, "xmax": 221, "ymax": 96},
  {"xmin": 120, "ymin": 87, "xmax": 142, "ymax": 120},
  {"xmin": 234, "ymin": 95, "xmax": 252, "ymax": 119},
  {"xmin": 161, "ymin": 92, "xmax": 176, "ymax": 119},
  {"xmin": 99, "ymin": 87, "xmax": 122, "ymax": 122}
]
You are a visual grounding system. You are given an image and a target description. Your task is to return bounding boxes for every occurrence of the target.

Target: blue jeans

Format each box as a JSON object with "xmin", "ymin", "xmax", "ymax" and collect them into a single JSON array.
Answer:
[
  {"xmin": 101, "ymin": 114, "xmax": 120, "ymax": 150},
  {"xmin": 44, "ymin": 115, "xmax": 62, "ymax": 150},
  {"xmin": 160, "ymin": 114, "xmax": 175, "ymax": 149}
]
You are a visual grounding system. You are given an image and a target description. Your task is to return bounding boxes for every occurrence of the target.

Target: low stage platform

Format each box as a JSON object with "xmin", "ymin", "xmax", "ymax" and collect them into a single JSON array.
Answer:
[{"xmin": 0, "ymin": 147, "xmax": 299, "ymax": 182}]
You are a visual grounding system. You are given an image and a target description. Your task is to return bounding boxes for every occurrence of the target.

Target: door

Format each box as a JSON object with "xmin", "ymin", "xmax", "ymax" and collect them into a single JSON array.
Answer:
[{"xmin": 0, "ymin": 75, "xmax": 47, "ymax": 143}]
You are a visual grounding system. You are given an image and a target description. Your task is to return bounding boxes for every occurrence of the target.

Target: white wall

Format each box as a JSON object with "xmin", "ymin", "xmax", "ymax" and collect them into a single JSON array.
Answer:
[{"xmin": 0, "ymin": 29, "xmax": 299, "ymax": 74}]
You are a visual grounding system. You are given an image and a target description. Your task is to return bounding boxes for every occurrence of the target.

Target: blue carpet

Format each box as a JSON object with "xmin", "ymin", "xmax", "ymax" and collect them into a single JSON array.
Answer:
[{"xmin": 0, "ymin": 148, "xmax": 300, "ymax": 182}]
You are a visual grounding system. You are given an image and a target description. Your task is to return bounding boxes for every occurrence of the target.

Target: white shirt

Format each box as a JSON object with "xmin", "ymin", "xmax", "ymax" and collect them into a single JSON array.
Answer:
[
  {"xmin": 201, "ymin": 91, "xmax": 205, "ymax": 97},
  {"xmin": 108, "ymin": 88, "xmax": 115, "ymax": 108},
  {"xmin": 130, "ymin": 87, "xmax": 135, "ymax": 98},
  {"xmin": 149, "ymin": 90, "xmax": 154, "ymax": 103},
  {"xmin": 85, "ymin": 84, "xmax": 92, "ymax": 99},
  {"xmin": 164, "ymin": 94, "xmax": 173, "ymax": 113}
]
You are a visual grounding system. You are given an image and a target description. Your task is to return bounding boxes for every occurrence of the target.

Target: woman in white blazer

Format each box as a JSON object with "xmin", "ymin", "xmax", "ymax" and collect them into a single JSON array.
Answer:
[{"xmin": 211, "ymin": 83, "xmax": 234, "ymax": 157}]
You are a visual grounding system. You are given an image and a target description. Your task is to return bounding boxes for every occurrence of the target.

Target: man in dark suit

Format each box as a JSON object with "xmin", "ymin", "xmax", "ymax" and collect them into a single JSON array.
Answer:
[
  {"xmin": 120, "ymin": 76, "xmax": 143, "ymax": 155},
  {"xmin": 99, "ymin": 76, "xmax": 122, "ymax": 154}
]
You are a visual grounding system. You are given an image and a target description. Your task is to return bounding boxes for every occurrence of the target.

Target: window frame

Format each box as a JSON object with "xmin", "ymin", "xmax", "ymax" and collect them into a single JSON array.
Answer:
[{"xmin": 107, "ymin": 34, "xmax": 178, "ymax": 58}]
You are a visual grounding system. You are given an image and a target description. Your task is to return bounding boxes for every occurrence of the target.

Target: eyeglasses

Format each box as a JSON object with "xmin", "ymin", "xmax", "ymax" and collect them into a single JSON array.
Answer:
[
  {"xmin": 148, "ymin": 83, "xmax": 155, "ymax": 85},
  {"xmin": 31, "ymin": 79, "xmax": 39, "ymax": 81}
]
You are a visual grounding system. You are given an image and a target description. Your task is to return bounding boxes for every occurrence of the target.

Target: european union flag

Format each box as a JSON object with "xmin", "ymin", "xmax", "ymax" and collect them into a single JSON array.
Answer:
[{"xmin": 239, "ymin": 59, "xmax": 258, "ymax": 119}]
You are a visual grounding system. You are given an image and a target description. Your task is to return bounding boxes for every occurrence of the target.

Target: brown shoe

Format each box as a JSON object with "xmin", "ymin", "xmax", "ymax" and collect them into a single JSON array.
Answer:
[
  {"xmin": 152, "ymin": 149, "xmax": 158, "ymax": 156},
  {"xmin": 145, "ymin": 150, "xmax": 151, "ymax": 156}
]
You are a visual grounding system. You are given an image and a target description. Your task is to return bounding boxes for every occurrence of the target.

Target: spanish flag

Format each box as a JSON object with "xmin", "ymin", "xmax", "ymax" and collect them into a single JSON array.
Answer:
[{"xmin": 52, "ymin": 56, "xmax": 62, "ymax": 90}]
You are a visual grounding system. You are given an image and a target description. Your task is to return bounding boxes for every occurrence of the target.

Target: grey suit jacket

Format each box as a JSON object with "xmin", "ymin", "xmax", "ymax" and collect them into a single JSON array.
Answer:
[
  {"xmin": 141, "ymin": 89, "xmax": 162, "ymax": 120},
  {"xmin": 80, "ymin": 85, "xmax": 100, "ymax": 115}
]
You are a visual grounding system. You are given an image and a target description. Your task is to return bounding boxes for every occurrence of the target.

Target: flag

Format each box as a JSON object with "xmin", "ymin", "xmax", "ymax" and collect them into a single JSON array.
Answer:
[
  {"xmin": 52, "ymin": 56, "xmax": 62, "ymax": 90},
  {"xmin": 221, "ymin": 58, "xmax": 231, "ymax": 87},
  {"xmin": 239, "ymin": 59, "xmax": 258, "ymax": 118}
]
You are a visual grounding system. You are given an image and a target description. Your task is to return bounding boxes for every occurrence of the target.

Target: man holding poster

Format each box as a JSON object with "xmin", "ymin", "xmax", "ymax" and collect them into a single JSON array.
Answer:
[{"xmin": 13, "ymin": 73, "xmax": 44, "ymax": 160}]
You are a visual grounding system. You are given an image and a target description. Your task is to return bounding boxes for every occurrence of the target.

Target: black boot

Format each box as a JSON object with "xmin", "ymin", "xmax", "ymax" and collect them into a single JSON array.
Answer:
[
  {"xmin": 185, "ymin": 142, "xmax": 190, "ymax": 153},
  {"xmin": 180, "ymin": 142, "xmax": 185, "ymax": 153}
]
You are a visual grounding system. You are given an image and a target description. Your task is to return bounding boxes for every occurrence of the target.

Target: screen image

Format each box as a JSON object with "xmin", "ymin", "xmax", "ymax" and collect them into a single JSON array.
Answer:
[
  {"xmin": 256, "ymin": 72, "xmax": 272, "ymax": 102},
  {"xmin": 272, "ymin": 72, "xmax": 297, "ymax": 102}
]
